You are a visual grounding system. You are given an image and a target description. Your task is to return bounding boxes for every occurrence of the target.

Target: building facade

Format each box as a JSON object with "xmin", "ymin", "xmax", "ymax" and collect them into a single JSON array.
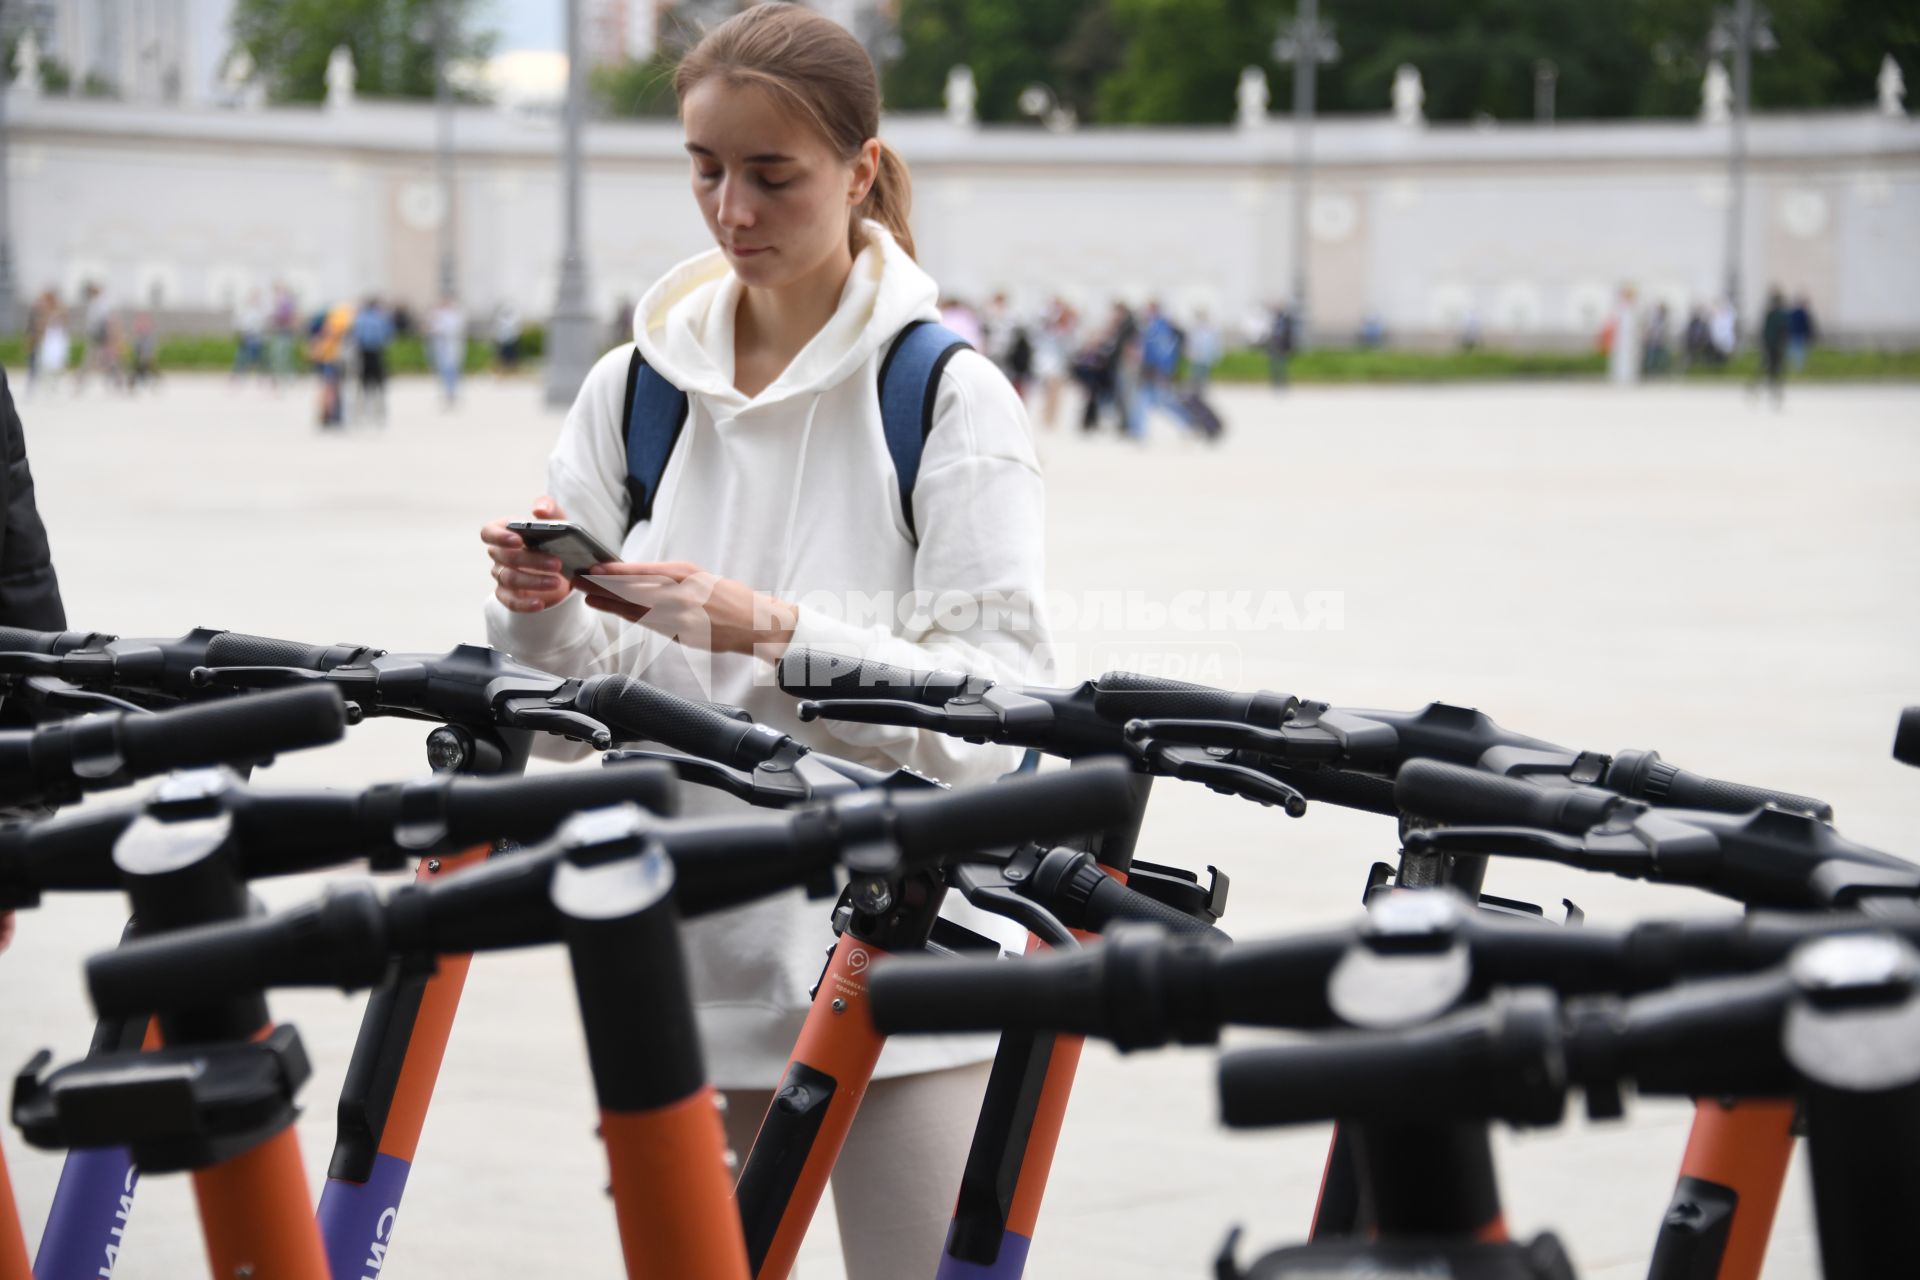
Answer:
[
  {"xmin": 42, "ymin": 0, "xmax": 230, "ymax": 106},
  {"xmin": 8, "ymin": 87, "xmax": 1917, "ymax": 344}
]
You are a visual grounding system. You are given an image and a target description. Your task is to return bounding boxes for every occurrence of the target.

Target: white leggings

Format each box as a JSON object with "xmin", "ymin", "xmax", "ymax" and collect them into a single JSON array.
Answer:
[{"xmin": 724, "ymin": 1060, "xmax": 995, "ymax": 1279}]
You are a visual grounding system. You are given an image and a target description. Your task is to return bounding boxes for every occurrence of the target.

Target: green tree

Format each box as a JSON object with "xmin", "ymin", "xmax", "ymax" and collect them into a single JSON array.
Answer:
[
  {"xmin": 893, "ymin": 0, "xmax": 1919, "ymax": 124},
  {"xmin": 1300, "ymin": 0, "xmax": 1651, "ymax": 120},
  {"xmin": 1097, "ymin": 0, "xmax": 1270, "ymax": 123},
  {"xmin": 228, "ymin": 0, "xmax": 495, "ymax": 103},
  {"xmin": 1625, "ymin": 0, "xmax": 1920, "ymax": 117},
  {"xmin": 885, "ymin": 0, "xmax": 1123, "ymax": 123}
]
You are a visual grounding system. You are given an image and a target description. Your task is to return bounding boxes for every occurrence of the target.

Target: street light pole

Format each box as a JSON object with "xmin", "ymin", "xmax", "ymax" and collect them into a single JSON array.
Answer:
[
  {"xmin": 1712, "ymin": 0, "xmax": 1774, "ymax": 321},
  {"xmin": 433, "ymin": 0, "xmax": 456, "ymax": 301},
  {"xmin": 0, "ymin": 44, "xmax": 16, "ymax": 335},
  {"xmin": 545, "ymin": 0, "xmax": 594, "ymax": 407},
  {"xmin": 1274, "ymin": 0, "xmax": 1338, "ymax": 350}
]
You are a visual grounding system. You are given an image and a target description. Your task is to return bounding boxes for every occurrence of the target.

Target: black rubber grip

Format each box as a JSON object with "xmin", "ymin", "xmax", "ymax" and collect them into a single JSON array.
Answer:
[
  {"xmin": 575, "ymin": 674, "xmax": 785, "ymax": 767},
  {"xmin": 1080, "ymin": 875, "xmax": 1229, "ymax": 941},
  {"xmin": 1091, "ymin": 673, "xmax": 1290, "ymax": 728},
  {"xmin": 0, "ymin": 808, "xmax": 139, "ymax": 903},
  {"xmin": 201, "ymin": 631, "xmax": 361, "ymax": 672},
  {"xmin": 871, "ymin": 925, "xmax": 1230, "ymax": 1049},
  {"xmin": 1394, "ymin": 760, "xmax": 1624, "ymax": 832},
  {"xmin": 119, "ymin": 685, "xmax": 347, "ymax": 776},
  {"xmin": 775, "ymin": 648, "xmax": 973, "ymax": 705},
  {"xmin": 1658, "ymin": 769, "xmax": 1832, "ymax": 823},
  {"xmin": 869, "ymin": 950, "xmax": 1105, "ymax": 1037},
  {"xmin": 1217, "ymin": 991, "xmax": 1567, "ymax": 1130},
  {"xmin": 1897, "ymin": 708, "xmax": 1920, "ymax": 769},
  {"xmin": 87, "ymin": 883, "xmax": 393, "ymax": 1016},
  {"xmin": 1606, "ymin": 750, "xmax": 1831, "ymax": 822},
  {"xmin": 0, "ymin": 626, "xmax": 94, "ymax": 655},
  {"xmin": 438, "ymin": 763, "xmax": 679, "ymax": 842},
  {"xmin": 891, "ymin": 759, "xmax": 1135, "ymax": 861}
]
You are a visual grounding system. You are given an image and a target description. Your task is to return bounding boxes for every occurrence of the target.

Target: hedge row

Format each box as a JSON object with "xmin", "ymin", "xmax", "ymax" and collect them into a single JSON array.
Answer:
[{"xmin": 5, "ymin": 335, "xmax": 1917, "ymax": 384}]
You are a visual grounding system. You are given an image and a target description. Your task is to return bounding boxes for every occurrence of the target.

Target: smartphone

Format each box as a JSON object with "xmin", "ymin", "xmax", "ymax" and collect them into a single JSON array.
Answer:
[{"xmin": 506, "ymin": 520, "xmax": 621, "ymax": 577}]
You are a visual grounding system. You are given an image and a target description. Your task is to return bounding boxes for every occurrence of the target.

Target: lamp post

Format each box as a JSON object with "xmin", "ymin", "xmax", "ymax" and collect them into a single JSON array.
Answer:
[
  {"xmin": 1273, "ymin": 0, "xmax": 1338, "ymax": 350},
  {"xmin": 0, "ymin": 44, "xmax": 15, "ymax": 335},
  {"xmin": 545, "ymin": 0, "xmax": 594, "ymax": 407},
  {"xmin": 432, "ymin": 0, "xmax": 456, "ymax": 301},
  {"xmin": 1710, "ymin": 0, "xmax": 1775, "ymax": 321},
  {"xmin": 0, "ymin": 6, "xmax": 26, "ymax": 336}
]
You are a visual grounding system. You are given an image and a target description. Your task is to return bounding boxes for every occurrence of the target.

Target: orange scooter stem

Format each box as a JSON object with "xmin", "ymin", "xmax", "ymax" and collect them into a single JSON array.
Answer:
[
  {"xmin": 193, "ymin": 1126, "xmax": 328, "ymax": 1280},
  {"xmin": 553, "ymin": 836, "xmax": 748, "ymax": 1279},
  {"xmin": 1650, "ymin": 1098, "xmax": 1796, "ymax": 1280},
  {"xmin": 0, "ymin": 1139, "xmax": 31, "ymax": 1280},
  {"xmin": 743, "ymin": 932, "xmax": 891, "ymax": 1280},
  {"xmin": 998, "ymin": 941, "xmax": 1088, "ymax": 1243},
  {"xmin": 603, "ymin": 1088, "xmax": 748, "ymax": 1280},
  {"xmin": 376, "ymin": 841, "xmax": 489, "ymax": 1166}
]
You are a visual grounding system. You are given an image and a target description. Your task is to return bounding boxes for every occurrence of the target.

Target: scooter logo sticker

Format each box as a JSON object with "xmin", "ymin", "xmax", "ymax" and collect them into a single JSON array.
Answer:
[{"xmin": 831, "ymin": 946, "xmax": 873, "ymax": 1002}]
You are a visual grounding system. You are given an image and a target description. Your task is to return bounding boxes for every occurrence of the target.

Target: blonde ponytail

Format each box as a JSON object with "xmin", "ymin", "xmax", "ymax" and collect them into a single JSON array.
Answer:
[{"xmin": 858, "ymin": 141, "xmax": 915, "ymax": 260}]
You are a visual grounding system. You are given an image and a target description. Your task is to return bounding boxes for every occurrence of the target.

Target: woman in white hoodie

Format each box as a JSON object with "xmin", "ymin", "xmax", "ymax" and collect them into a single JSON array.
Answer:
[{"xmin": 479, "ymin": 5, "xmax": 1050, "ymax": 1274}]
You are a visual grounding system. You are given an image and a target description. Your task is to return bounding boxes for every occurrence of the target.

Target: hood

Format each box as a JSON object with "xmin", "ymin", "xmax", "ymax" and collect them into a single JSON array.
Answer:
[{"xmin": 632, "ymin": 220, "xmax": 939, "ymax": 412}]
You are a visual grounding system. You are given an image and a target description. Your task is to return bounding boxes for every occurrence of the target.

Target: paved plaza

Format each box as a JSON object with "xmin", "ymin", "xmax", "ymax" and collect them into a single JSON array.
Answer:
[{"xmin": 3, "ymin": 370, "xmax": 1917, "ymax": 1278}]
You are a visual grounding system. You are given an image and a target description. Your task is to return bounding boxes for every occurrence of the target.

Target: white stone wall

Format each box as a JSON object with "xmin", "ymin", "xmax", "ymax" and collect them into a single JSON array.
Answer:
[{"xmin": 10, "ymin": 91, "xmax": 1918, "ymax": 342}]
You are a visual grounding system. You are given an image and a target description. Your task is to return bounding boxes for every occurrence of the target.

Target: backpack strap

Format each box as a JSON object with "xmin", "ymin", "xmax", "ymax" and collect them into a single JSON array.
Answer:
[
  {"xmin": 622, "ymin": 348, "xmax": 690, "ymax": 532},
  {"xmin": 877, "ymin": 320, "xmax": 970, "ymax": 544},
  {"xmin": 621, "ymin": 324, "xmax": 968, "ymax": 541}
]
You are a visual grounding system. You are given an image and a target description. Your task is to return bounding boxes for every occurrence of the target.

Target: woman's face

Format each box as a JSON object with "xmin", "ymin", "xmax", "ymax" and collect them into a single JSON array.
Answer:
[{"xmin": 681, "ymin": 79, "xmax": 876, "ymax": 290}]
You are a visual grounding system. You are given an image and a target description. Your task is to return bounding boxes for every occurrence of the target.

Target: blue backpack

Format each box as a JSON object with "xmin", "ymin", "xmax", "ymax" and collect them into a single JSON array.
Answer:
[{"xmin": 619, "ymin": 319, "xmax": 969, "ymax": 543}]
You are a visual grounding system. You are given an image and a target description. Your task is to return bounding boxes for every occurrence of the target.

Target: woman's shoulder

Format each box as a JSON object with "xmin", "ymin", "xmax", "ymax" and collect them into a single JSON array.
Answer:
[
  {"xmin": 555, "ymin": 343, "xmax": 643, "ymax": 440},
  {"xmin": 583, "ymin": 341, "xmax": 643, "ymax": 398},
  {"xmin": 925, "ymin": 345, "xmax": 1038, "ymax": 469}
]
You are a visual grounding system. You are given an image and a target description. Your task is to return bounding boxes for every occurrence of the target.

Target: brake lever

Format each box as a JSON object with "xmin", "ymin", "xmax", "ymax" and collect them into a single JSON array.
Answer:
[
  {"xmin": 15, "ymin": 678, "xmax": 148, "ymax": 717},
  {"xmin": 950, "ymin": 863, "xmax": 1079, "ymax": 949},
  {"xmin": 604, "ymin": 748, "xmax": 762, "ymax": 804},
  {"xmin": 1124, "ymin": 717, "xmax": 1287, "ymax": 753},
  {"xmin": 498, "ymin": 698, "xmax": 612, "ymax": 750},
  {"xmin": 797, "ymin": 698, "xmax": 959, "ymax": 733},
  {"xmin": 0, "ymin": 653, "xmax": 70, "ymax": 677},
  {"xmin": 1124, "ymin": 716, "xmax": 1344, "ymax": 764},
  {"xmin": 189, "ymin": 664, "xmax": 334, "ymax": 690},
  {"xmin": 1136, "ymin": 742, "xmax": 1308, "ymax": 816}
]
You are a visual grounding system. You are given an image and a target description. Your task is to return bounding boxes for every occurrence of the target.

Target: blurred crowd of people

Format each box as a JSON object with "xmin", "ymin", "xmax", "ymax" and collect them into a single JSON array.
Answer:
[
  {"xmin": 294, "ymin": 291, "xmax": 487, "ymax": 429},
  {"xmin": 23, "ymin": 278, "xmax": 1830, "ymax": 430},
  {"xmin": 930, "ymin": 293, "xmax": 1233, "ymax": 445},
  {"xmin": 24, "ymin": 283, "xmax": 161, "ymax": 397},
  {"xmin": 22, "ymin": 281, "xmax": 506, "ymax": 431},
  {"xmin": 1602, "ymin": 285, "xmax": 1818, "ymax": 404}
]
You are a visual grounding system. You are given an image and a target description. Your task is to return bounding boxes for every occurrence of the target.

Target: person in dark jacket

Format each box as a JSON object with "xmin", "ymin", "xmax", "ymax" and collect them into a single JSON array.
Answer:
[
  {"xmin": 0, "ymin": 366, "xmax": 66, "ymax": 952},
  {"xmin": 0, "ymin": 369, "xmax": 65, "ymax": 631},
  {"xmin": 1752, "ymin": 289, "xmax": 1791, "ymax": 408},
  {"xmin": 1787, "ymin": 294, "xmax": 1817, "ymax": 373}
]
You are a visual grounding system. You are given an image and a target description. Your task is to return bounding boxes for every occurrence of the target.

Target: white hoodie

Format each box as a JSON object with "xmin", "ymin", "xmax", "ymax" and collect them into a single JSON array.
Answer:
[{"xmin": 484, "ymin": 222, "xmax": 1051, "ymax": 1085}]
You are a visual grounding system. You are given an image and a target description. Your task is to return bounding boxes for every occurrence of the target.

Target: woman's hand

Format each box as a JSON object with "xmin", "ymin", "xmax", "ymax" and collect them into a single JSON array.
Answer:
[
  {"xmin": 581, "ymin": 560, "xmax": 798, "ymax": 659},
  {"xmin": 481, "ymin": 496, "xmax": 574, "ymax": 613}
]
